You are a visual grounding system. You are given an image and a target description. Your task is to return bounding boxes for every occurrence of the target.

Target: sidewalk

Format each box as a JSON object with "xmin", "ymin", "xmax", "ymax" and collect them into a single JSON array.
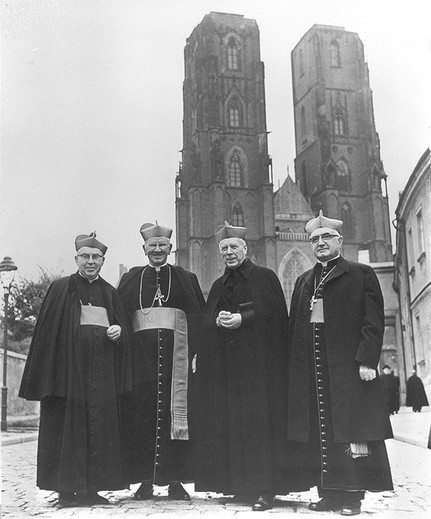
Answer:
[{"xmin": 390, "ymin": 406, "xmax": 431, "ymax": 448}]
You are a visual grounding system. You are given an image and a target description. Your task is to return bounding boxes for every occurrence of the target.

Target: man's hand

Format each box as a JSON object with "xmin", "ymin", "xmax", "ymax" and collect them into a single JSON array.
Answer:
[
  {"xmin": 217, "ymin": 311, "xmax": 242, "ymax": 329},
  {"xmin": 106, "ymin": 325, "xmax": 121, "ymax": 342},
  {"xmin": 359, "ymin": 365, "xmax": 376, "ymax": 381}
]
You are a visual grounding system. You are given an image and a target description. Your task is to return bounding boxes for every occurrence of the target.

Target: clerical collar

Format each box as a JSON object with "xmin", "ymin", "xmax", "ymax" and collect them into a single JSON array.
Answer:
[
  {"xmin": 317, "ymin": 255, "xmax": 340, "ymax": 268},
  {"xmin": 78, "ymin": 272, "xmax": 100, "ymax": 283},
  {"xmin": 148, "ymin": 262, "xmax": 168, "ymax": 269},
  {"xmin": 222, "ymin": 258, "xmax": 252, "ymax": 283}
]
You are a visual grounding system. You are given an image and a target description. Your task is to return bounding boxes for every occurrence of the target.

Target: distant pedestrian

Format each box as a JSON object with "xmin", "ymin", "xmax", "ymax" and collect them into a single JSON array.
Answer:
[
  {"xmin": 406, "ymin": 370, "xmax": 429, "ymax": 412},
  {"xmin": 19, "ymin": 233, "xmax": 132, "ymax": 507},
  {"xmin": 380, "ymin": 365, "xmax": 399, "ymax": 415}
]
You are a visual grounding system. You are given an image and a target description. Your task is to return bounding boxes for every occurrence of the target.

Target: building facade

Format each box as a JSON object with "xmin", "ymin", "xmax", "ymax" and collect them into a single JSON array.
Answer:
[
  {"xmin": 176, "ymin": 16, "xmax": 400, "ymax": 380},
  {"xmin": 291, "ymin": 25, "xmax": 392, "ymax": 263},
  {"xmin": 176, "ymin": 12, "xmax": 276, "ymax": 294},
  {"xmin": 394, "ymin": 148, "xmax": 431, "ymax": 403}
]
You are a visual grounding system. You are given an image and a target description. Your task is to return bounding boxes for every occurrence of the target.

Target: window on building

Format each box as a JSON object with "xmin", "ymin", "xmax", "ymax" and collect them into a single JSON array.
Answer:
[
  {"xmin": 301, "ymin": 106, "xmax": 306, "ymax": 142},
  {"xmin": 416, "ymin": 208, "xmax": 425, "ymax": 256},
  {"xmin": 228, "ymin": 151, "xmax": 242, "ymax": 186},
  {"xmin": 232, "ymin": 203, "xmax": 244, "ymax": 226},
  {"xmin": 415, "ymin": 313, "xmax": 425, "ymax": 363},
  {"xmin": 283, "ymin": 250, "xmax": 307, "ymax": 305},
  {"xmin": 330, "ymin": 40, "xmax": 341, "ymax": 67},
  {"xmin": 358, "ymin": 249, "xmax": 370, "ymax": 264},
  {"xmin": 336, "ymin": 160, "xmax": 349, "ymax": 191},
  {"xmin": 407, "ymin": 227, "xmax": 415, "ymax": 275},
  {"xmin": 228, "ymin": 99, "xmax": 241, "ymax": 127},
  {"xmin": 334, "ymin": 115, "xmax": 345, "ymax": 135},
  {"xmin": 299, "ymin": 49, "xmax": 304, "ymax": 76},
  {"xmin": 227, "ymin": 37, "xmax": 239, "ymax": 70},
  {"xmin": 341, "ymin": 203, "xmax": 354, "ymax": 239}
]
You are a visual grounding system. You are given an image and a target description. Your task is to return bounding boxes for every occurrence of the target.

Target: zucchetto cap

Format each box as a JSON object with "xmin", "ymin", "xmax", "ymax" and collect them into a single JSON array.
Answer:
[
  {"xmin": 140, "ymin": 222, "xmax": 172, "ymax": 242},
  {"xmin": 305, "ymin": 210, "xmax": 343, "ymax": 238},
  {"xmin": 215, "ymin": 221, "xmax": 247, "ymax": 242},
  {"xmin": 75, "ymin": 232, "xmax": 107, "ymax": 255}
]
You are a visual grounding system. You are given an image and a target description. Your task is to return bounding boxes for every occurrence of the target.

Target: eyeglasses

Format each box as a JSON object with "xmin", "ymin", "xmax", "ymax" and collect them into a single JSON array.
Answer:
[
  {"xmin": 146, "ymin": 242, "xmax": 170, "ymax": 250},
  {"xmin": 309, "ymin": 233, "xmax": 339, "ymax": 245},
  {"xmin": 77, "ymin": 254, "xmax": 104, "ymax": 261}
]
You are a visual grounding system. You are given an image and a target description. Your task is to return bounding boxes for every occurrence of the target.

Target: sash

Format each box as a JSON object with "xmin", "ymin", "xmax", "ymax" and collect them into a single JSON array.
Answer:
[
  {"xmin": 132, "ymin": 307, "xmax": 189, "ymax": 441},
  {"xmin": 80, "ymin": 305, "xmax": 110, "ymax": 328}
]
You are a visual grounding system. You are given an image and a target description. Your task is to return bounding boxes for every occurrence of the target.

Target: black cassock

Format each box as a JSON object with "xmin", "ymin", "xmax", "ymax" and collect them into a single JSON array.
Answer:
[
  {"xmin": 19, "ymin": 274, "xmax": 132, "ymax": 493},
  {"xmin": 118, "ymin": 264, "xmax": 204, "ymax": 485},
  {"xmin": 286, "ymin": 259, "xmax": 393, "ymax": 496},
  {"xmin": 195, "ymin": 259, "xmax": 291, "ymax": 495}
]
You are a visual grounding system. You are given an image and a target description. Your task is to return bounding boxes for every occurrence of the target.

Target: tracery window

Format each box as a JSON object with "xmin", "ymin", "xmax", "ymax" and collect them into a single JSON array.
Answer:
[
  {"xmin": 299, "ymin": 48, "xmax": 304, "ymax": 76},
  {"xmin": 334, "ymin": 115, "xmax": 345, "ymax": 135},
  {"xmin": 330, "ymin": 40, "xmax": 341, "ymax": 67},
  {"xmin": 341, "ymin": 203, "xmax": 354, "ymax": 239},
  {"xmin": 301, "ymin": 106, "xmax": 306, "ymax": 142},
  {"xmin": 283, "ymin": 251, "xmax": 307, "ymax": 305},
  {"xmin": 227, "ymin": 37, "xmax": 239, "ymax": 70},
  {"xmin": 228, "ymin": 100, "xmax": 240, "ymax": 127},
  {"xmin": 336, "ymin": 160, "xmax": 349, "ymax": 191},
  {"xmin": 228, "ymin": 150, "xmax": 242, "ymax": 186},
  {"xmin": 232, "ymin": 203, "xmax": 244, "ymax": 226}
]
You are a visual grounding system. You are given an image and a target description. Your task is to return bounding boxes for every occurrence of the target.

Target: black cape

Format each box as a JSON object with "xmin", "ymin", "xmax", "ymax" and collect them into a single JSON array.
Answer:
[
  {"xmin": 195, "ymin": 259, "xmax": 292, "ymax": 494},
  {"xmin": 19, "ymin": 273, "xmax": 132, "ymax": 492},
  {"xmin": 406, "ymin": 374, "xmax": 429, "ymax": 408}
]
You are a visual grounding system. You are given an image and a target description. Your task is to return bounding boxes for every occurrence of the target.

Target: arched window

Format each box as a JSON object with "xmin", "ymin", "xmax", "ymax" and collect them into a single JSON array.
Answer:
[
  {"xmin": 299, "ymin": 48, "xmax": 304, "ymax": 76},
  {"xmin": 301, "ymin": 106, "xmax": 306, "ymax": 142},
  {"xmin": 227, "ymin": 37, "xmax": 239, "ymax": 70},
  {"xmin": 341, "ymin": 203, "xmax": 354, "ymax": 239},
  {"xmin": 232, "ymin": 203, "xmax": 244, "ymax": 227},
  {"xmin": 228, "ymin": 150, "xmax": 242, "ymax": 186},
  {"xmin": 228, "ymin": 98, "xmax": 241, "ymax": 127},
  {"xmin": 330, "ymin": 40, "xmax": 341, "ymax": 67},
  {"xmin": 281, "ymin": 250, "xmax": 309, "ymax": 305},
  {"xmin": 336, "ymin": 160, "xmax": 349, "ymax": 191},
  {"xmin": 334, "ymin": 115, "xmax": 345, "ymax": 135}
]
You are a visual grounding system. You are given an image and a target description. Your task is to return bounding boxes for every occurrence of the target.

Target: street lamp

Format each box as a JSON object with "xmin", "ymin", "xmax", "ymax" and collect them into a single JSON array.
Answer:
[{"xmin": 0, "ymin": 256, "xmax": 18, "ymax": 432}]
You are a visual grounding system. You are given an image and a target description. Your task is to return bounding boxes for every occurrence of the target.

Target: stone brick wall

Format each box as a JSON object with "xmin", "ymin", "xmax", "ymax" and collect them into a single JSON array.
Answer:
[{"xmin": 0, "ymin": 350, "xmax": 39, "ymax": 416}]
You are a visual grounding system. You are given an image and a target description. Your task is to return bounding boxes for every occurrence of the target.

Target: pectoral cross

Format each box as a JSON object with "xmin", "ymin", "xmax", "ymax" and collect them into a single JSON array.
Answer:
[
  {"xmin": 309, "ymin": 296, "xmax": 317, "ymax": 311},
  {"xmin": 155, "ymin": 285, "xmax": 163, "ymax": 307}
]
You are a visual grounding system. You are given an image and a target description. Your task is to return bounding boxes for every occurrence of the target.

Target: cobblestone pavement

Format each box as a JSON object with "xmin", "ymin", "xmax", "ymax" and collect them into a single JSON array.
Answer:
[{"xmin": 2, "ymin": 438, "xmax": 430, "ymax": 518}]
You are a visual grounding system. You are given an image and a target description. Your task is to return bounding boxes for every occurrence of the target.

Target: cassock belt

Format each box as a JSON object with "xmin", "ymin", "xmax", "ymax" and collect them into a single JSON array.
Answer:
[
  {"xmin": 132, "ymin": 308, "xmax": 189, "ymax": 441},
  {"xmin": 80, "ymin": 305, "xmax": 110, "ymax": 327}
]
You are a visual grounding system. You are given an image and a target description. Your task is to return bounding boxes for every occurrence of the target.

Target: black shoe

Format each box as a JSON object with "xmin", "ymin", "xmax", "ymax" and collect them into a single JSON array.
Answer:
[
  {"xmin": 252, "ymin": 494, "xmax": 274, "ymax": 511},
  {"xmin": 133, "ymin": 482, "xmax": 153, "ymax": 500},
  {"xmin": 308, "ymin": 497, "xmax": 338, "ymax": 511},
  {"xmin": 84, "ymin": 492, "xmax": 110, "ymax": 505},
  {"xmin": 168, "ymin": 482, "xmax": 191, "ymax": 501},
  {"xmin": 340, "ymin": 501, "xmax": 361, "ymax": 516},
  {"xmin": 58, "ymin": 492, "xmax": 80, "ymax": 508}
]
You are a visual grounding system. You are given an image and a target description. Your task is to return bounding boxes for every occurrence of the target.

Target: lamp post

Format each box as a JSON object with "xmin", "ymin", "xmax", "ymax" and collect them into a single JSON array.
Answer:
[{"xmin": 0, "ymin": 256, "xmax": 17, "ymax": 432}]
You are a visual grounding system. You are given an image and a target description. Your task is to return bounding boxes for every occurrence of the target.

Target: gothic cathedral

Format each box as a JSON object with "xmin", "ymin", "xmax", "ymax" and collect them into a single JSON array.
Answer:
[{"xmin": 175, "ymin": 13, "xmax": 392, "ymax": 300}]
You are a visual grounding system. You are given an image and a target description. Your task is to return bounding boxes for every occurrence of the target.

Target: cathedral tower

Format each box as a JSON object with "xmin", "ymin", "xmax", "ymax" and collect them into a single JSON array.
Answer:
[
  {"xmin": 291, "ymin": 25, "xmax": 392, "ymax": 262},
  {"xmin": 175, "ymin": 12, "xmax": 275, "ymax": 295}
]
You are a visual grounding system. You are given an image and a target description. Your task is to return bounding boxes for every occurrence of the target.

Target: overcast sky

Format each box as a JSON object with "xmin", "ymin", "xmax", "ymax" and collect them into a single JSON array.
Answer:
[{"xmin": 2, "ymin": 0, "xmax": 430, "ymax": 286}]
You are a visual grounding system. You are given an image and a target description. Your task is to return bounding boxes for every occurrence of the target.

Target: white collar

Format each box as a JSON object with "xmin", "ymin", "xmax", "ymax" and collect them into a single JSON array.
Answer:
[
  {"xmin": 318, "ymin": 254, "xmax": 340, "ymax": 267},
  {"xmin": 78, "ymin": 272, "xmax": 99, "ymax": 283}
]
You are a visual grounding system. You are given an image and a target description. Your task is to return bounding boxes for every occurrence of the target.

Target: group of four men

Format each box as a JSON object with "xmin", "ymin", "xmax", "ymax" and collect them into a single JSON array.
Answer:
[{"xmin": 19, "ymin": 212, "xmax": 393, "ymax": 516}]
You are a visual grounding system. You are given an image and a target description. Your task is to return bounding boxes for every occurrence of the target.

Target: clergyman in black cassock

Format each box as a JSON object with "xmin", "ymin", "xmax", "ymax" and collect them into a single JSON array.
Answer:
[
  {"xmin": 118, "ymin": 222, "xmax": 204, "ymax": 501},
  {"xmin": 195, "ymin": 222, "xmax": 291, "ymax": 512},
  {"xmin": 286, "ymin": 212, "xmax": 393, "ymax": 516},
  {"xmin": 19, "ymin": 233, "xmax": 132, "ymax": 507}
]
